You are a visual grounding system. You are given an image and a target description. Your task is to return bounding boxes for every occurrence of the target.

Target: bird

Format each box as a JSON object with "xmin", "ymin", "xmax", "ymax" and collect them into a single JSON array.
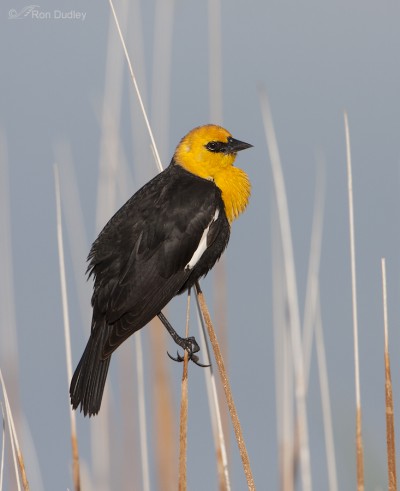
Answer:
[{"xmin": 70, "ymin": 124, "xmax": 252, "ymax": 416}]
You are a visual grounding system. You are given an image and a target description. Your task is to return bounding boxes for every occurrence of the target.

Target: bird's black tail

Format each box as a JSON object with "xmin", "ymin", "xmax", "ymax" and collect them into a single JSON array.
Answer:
[{"xmin": 70, "ymin": 323, "xmax": 111, "ymax": 417}]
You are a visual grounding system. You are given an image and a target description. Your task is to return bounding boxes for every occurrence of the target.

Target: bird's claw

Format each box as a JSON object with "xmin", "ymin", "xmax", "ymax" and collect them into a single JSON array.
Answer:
[
  {"xmin": 167, "ymin": 350, "xmax": 210, "ymax": 368},
  {"xmin": 167, "ymin": 350, "xmax": 185, "ymax": 363},
  {"xmin": 190, "ymin": 355, "xmax": 211, "ymax": 368}
]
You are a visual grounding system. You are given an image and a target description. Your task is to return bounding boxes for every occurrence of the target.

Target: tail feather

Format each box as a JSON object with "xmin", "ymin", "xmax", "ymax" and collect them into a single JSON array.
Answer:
[{"xmin": 70, "ymin": 323, "xmax": 111, "ymax": 417}]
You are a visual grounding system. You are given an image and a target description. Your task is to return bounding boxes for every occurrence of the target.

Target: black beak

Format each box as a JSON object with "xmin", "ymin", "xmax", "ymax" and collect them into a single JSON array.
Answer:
[{"xmin": 225, "ymin": 137, "xmax": 253, "ymax": 154}]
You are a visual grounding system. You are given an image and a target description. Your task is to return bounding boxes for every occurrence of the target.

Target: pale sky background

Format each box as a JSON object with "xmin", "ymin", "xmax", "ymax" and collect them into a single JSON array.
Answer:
[{"xmin": 1, "ymin": 1, "xmax": 400, "ymax": 490}]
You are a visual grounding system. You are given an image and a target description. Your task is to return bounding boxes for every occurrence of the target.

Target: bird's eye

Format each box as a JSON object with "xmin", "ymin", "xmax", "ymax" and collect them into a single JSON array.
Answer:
[{"xmin": 205, "ymin": 141, "xmax": 224, "ymax": 153}]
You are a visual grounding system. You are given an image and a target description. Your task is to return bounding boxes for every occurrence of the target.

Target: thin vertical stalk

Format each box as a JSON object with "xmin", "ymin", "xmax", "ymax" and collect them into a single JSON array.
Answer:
[
  {"xmin": 195, "ymin": 283, "xmax": 255, "ymax": 490},
  {"xmin": 135, "ymin": 334, "xmax": 151, "ymax": 491},
  {"xmin": 0, "ymin": 132, "xmax": 20, "ymax": 428},
  {"xmin": 53, "ymin": 142, "xmax": 90, "ymax": 331},
  {"xmin": 301, "ymin": 158, "xmax": 338, "ymax": 490},
  {"xmin": 150, "ymin": 322, "xmax": 178, "ymax": 490},
  {"xmin": 381, "ymin": 258, "xmax": 397, "ymax": 491},
  {"xmin": 314, "ymin": 302, "xmax": 338, "ymax": 491},
  {"xmin": 195, "ymin": 307, "xmax": 231, "ymax": 491},
  {"xmin": 271, "ymin": 204, "xmax": 294, "ymax": 491},
  {"xmin": 260, "ymin": 89, "xmax": 312, "ymax": 491},
  {"xmin": 0, "ymin": 370, "xmax": 26, "ymax": 491},
  {"xmin": 178, "ymin": 355, "xmax": 189, "ymax": 491},
  {"xmin": 178, "ymin": 292, "xmax": 191, "ymax": 491},
  {"xmin": 344, "ymin": 112, "xmax": 364, "ymax": 491},
  {"xmin": 302, "ymin": 158, "xmax": 326, "ymax": 388},
  {"xmin": 54, "ymin": 165, "xmax": 81, "ymax": 491}
]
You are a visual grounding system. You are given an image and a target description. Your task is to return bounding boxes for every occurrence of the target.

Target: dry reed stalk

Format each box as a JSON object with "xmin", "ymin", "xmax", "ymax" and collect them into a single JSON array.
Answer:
[
  {"xmin": 0, "ymin": 403, "xmax": 4, "ymax": 490},
  {"xmin": 135, "ymin": 333, "xmax": 151, "ymax": 491},
  {"xmin": 178, "ymin": 292, "xmax": 191, "ymax": 491},
  {"xmin": 279, "ymin": 330, "xmax": 295, "ymax": 491},
  {"xmin": 17, "ymin": 453, "xmax": 28, "ymax": 490},
  {"xmin": 0, "ymin": 132, "xmax": 21, "ymax": 456},
  {"xmin": 381, "ymin": 258, "xmax": 397, "ymax": 491},
  {"xmin": 0, "ymin": 370, "xmax": 28, "ymax": 490},
  {"xmin": 54, "ymin": 165, "xmax": 81, "ymax": 491},
  {"xmin": 216, "ymin": 449, "xmax": 229, "ymax": 491},
  {"xmin": 53, "ymin": 142, "xmax": 90, "ymax": 330},
  {"xmin": 301, "ymin": 160, "xmax": 338, "ymax": 490},
  {"xmin": 70, "ymin": 435, "xmax": 80, "ymax": 491},
  {"xmin": 195, "ymin": 308, "xmax": 231, "ymax": 491},
  {"xmin": 212, "ymin": 264, "xmax": 231, "ymax": 491},
  {"xmin": 344, "ymin": 111, "xmax": 364, "ymax": 491},
  {"xmin": 302, "ymin": 158, "xmax": 326, "ymax": 388},
  {"xmin": 195, "ymin": 282, "xmax": 255, "ymax": 490},
  {"xmin": 178, "ymin": 351, "xmax": 189, "ymax": 491},
  {"xmin": 271, "ymin": 206, "xmax": 294, "ymax": 491},
  {"xmin": 150, "ymin": 321, "xmax": 178, "ymax": 491},
  {"xmin": 355, "ymin": 407, "xmax": 364, "ymax": 490},
  {"xmin": 178, "ymin": 352, "xmax": 189, "ymax": 491},
  {"xmin": 260, "ymin": 89, "xmax": 312, "ymax": 491},
  {"xmin": 314, "ymin": 303, "xmax": 338, "ymax": 491}
]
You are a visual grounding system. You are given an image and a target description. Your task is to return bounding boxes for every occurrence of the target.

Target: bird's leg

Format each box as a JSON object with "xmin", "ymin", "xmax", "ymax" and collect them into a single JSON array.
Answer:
[
  {"xmin": 158, "ymin": 311, "xmax": 200, "ymax": 354},
  {"xmin": 157, "ymin": 312, "xmax": 210, "ymax": 367}
]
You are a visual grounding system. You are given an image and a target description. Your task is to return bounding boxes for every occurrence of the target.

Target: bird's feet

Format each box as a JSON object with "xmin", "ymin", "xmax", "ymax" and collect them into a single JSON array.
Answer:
[
  {"xmin": 157, "ymin": 312, "xmax": 210, "ymax": 367},
  {"xmin": 167, "ymin": 336, "xmax": 210, "ymax": 368}
]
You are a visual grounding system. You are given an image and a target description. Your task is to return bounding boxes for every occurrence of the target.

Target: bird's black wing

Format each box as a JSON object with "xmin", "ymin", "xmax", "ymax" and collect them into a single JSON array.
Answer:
[{"xmin": 88, "ymin": 165, "xmax": 227, "ymax": 357}]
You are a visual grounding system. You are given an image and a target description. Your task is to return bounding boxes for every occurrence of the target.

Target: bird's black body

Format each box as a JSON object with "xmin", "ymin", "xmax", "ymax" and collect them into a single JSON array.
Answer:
[{"xmin": 70, "ymin": 162, "xmax": 230, "ymax": 415}]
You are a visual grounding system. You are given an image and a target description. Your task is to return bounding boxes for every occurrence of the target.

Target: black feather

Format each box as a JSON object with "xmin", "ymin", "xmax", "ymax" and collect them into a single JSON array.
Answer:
[{"xmin": 70, "ymin": 163, "xmax": 230, "ymax": 415}]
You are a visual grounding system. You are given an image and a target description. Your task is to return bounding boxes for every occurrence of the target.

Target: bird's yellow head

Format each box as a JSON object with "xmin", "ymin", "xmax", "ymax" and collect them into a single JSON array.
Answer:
[
  {"xmin": 174, "ymin": 124, "xmax": 253, "ymax": 223},
  {"xmin": 174, "ymin": 124, "xmax": 252, "ymax": 179}
]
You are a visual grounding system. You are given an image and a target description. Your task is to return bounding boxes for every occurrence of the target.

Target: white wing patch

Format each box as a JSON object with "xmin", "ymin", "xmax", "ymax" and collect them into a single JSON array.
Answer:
[{"xmin": 185, "ymin": 208, "xmax": 220, "ymax": 271}]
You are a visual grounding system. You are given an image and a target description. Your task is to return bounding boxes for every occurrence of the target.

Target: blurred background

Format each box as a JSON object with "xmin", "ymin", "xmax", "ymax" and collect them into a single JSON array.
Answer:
[{"xmin": 1, "ymin": 1, "xmax": 400, "ymax": 490}]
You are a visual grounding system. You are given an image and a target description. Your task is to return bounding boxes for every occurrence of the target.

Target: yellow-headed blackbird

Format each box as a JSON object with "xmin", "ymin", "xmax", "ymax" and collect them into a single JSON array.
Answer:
[{"xmin": 70, "ymin": 124, "xmax": 252, "ymax": 416}]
